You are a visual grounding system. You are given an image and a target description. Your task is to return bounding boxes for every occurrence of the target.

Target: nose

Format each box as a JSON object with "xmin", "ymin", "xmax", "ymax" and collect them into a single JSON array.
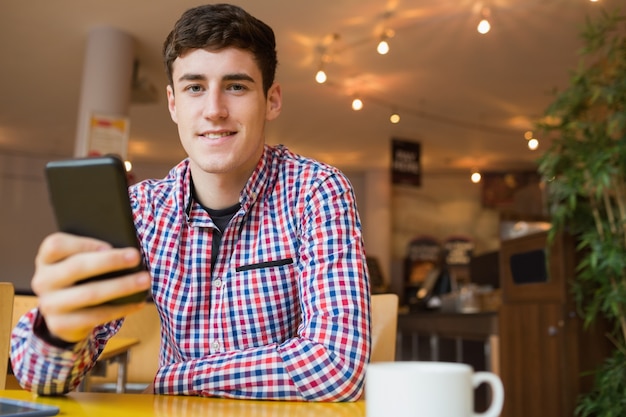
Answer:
[{"xmin": 202, "ymin": 89, "xmax": 228, "ymax": 120}]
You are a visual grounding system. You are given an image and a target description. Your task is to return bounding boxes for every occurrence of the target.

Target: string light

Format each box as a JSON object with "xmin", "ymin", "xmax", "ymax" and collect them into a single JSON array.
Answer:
[
  {"xmin": 524, "ymin": 130, "xmax": 539, "ymax": 150},
  {"xmin": 315, "ymin": 69, "xmax": 327, "ymax": 84},
  {"xmin": 352, "ymin": 97, "xmax": 364, "ymax": 111},
  {"xmin": 471, "ymin": 170, "xmax": 482, "ymax": 183},
  {"xmin": 477, "ymin": 7, "xmax": 491, "ymax": 34},
  {"xmin": 311, "ymin": 6, "xmax": 537, "ymax": 140},
  {"xmin": 377, "ymin": 39, "xmax": 390, "ymax": 55},
  {"xmin": 377, "ymin": 29, "xmax": 395, "ymax": 55},
  {"xmin": 313, "ymin": 34, "xmax": 338, "ymax": 85}
]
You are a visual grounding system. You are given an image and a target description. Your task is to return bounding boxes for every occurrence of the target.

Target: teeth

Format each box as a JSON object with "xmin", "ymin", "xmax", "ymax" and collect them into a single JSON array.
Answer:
[{"xmin": 205, "ymin": 132, "xmax": 232, "ymax": 139}]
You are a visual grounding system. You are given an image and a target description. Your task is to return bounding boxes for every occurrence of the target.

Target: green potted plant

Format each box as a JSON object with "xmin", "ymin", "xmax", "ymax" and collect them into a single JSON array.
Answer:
[{"xmin": 536, "ymin": 8, "xmax": 626, "ymax": 417}]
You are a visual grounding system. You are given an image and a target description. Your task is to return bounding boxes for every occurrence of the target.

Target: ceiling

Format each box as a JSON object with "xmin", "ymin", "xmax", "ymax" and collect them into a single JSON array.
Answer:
[{"xmin": 1, "ymin": 0, "xmax": 622, "ymax": 174}]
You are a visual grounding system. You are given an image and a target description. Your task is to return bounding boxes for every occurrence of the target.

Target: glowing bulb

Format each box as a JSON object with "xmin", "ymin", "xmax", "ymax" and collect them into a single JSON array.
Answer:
[
  {"xmin": 315, "ymin": 69, "xmax": 327, "ymax": 84},
  {"xmin": 352, "ymin": 98, "xmax": 363, "ymax": 111},
  {"xmin": 390, "ymin": 113, "xmax": 400, "ymax": 124},
  {"xmin": 377, "ymin": 40, "xmax": 390, "ymax": 55},
  {"xmin": 528, "ymin": 138, "xmax": 539, "ymax": 150},
  {"xmin": 471, "ymin": 172, "xmax": 482, "ymax": 183},
  {"xmin": 124, "ymin": 160, "xmax": 132, "ymax": 172},
  {"xmin": 477, "ymin": 19, "xmax": 491, "ymax": 34}
]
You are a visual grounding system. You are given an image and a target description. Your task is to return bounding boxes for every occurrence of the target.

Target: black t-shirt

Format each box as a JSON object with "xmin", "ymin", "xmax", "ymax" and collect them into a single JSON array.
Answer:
[{"xmin": 204, "ymin": 202, "xmax": 241, "ymax": 270}]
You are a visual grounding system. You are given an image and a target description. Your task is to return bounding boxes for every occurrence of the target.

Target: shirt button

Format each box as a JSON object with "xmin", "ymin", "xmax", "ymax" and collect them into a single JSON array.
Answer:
[
  {"xmin": 213, "ymin": 279, "xmax": 222, "ymax": 288},
  {"xmin": 211, "ymin": 341, "xmax": 220, "ymax": 351}
]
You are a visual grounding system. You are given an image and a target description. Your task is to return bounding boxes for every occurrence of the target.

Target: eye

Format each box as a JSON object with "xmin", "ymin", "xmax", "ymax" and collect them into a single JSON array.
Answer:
[
  {"xmin": 184, "ymin": 84, "xmax": 204, "ymax": 94},
  {"xmin": 227, "ymin": 83, "xmax": 248, "ymax": 92}
]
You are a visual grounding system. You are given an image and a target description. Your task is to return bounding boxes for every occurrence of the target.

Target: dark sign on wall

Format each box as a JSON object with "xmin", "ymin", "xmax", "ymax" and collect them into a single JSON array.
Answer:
[{"xmin": 391, "ymin": 138, "xmax": 421, "ymax": 187}]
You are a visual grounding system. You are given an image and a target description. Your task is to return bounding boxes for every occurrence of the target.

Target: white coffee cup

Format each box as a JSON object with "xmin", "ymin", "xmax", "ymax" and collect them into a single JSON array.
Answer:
[{"xmin": 366, "ymin": 361, "xmax": 504, "ymax": 417}]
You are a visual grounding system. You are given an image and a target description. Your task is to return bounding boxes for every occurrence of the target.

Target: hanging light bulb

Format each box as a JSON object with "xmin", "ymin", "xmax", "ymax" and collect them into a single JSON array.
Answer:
[
  {"xmin": 315, "ymin": 69, "xmax": 327, "ymax": 84},
  {"xmin": 477, "ymin": 7, "xmax": 491, "ymax": 34},
  {"xmin": 477, "ymin": 18, "xmax": 491, "ymax": 34},
  {"xmin": 376, "ymin": 28, "xmax": 395, "ymax": 55},
  {"xmin": 389, "ymin": 112, "xmax": 400, "ymax": 124},
  {"xmin": 524, "ymin": 130, "xmax": 539, "ymax": 150},
  {"xmin": 377, "ymin": 39, "xmax": 390, "ymax": 55},
  {"xmin": 471, "ymin": 170, "xmax": 482, "ymax": 183},
  {"xmin": 352, "ymin": 97, "xmax": 363, "ymax": 111}
]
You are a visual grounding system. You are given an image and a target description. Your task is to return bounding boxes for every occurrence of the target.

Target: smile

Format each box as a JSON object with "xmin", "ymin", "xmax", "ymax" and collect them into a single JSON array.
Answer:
[{"xmin": 202, "ymin": 131, "xmax": 235, "ymax": 139}]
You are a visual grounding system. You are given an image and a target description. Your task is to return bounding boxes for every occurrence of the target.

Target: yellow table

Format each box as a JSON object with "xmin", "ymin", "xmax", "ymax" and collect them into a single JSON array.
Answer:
[
  {"xmin": 0, "ymin": 390, "xmax": 365, "ymax": 417},
  {"xmin": 79, "ymin": 337, "xmax": 140, "ymax": 393}
]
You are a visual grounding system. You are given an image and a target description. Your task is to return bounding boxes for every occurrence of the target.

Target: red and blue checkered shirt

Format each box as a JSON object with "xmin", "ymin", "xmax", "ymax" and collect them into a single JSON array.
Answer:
[{"xmin": 11, "ymin": 144, "xmax": 371, "ymax": 401}]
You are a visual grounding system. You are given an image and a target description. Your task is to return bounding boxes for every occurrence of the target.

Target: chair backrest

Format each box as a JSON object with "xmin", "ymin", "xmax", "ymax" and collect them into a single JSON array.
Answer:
[
  {"xmin": 88, "ymin": 301, "xmax": 161, "ymax": 387},
  {"xmin": 11, "ymin": 295, "xmax": 39, "ymax": 329},
  {"xmin": 370, "ymin": 293, "xmax": 399, "ymax": 362},
  {"xmin": 0, "ymin": 282, "xmax": 15, "ymax": 390}
]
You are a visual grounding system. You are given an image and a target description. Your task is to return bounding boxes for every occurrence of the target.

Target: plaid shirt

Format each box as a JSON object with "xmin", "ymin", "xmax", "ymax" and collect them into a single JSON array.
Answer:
[{"xmin": 11, "ymin": 144, "xmax": 371, "ymax": 401}]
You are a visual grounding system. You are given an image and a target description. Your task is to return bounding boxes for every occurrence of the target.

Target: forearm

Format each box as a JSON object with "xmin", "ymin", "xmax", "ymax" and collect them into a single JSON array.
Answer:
[
  {"xmin": 10, "ymin": 310, "xmax": 118, "ymax": 395},
  {"xmin": 154, "ymin": 339, "xmax": 365, "ymax": 401}
]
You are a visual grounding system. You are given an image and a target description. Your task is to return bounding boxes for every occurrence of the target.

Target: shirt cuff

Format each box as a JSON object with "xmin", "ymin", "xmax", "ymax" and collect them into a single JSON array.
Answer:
[{"xmin": 33, "ymin": 311, "xmax": 77, "ymax": 350}]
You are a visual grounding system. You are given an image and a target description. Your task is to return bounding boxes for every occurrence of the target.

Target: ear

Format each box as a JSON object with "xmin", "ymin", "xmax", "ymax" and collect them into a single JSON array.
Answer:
[
  {"xmin": 166, "ymin": 85, "xmax": 178, "ymax": 124},
  {"xmin": 265, "ymin": 82, "xmax": 282, "ymax": 121}
]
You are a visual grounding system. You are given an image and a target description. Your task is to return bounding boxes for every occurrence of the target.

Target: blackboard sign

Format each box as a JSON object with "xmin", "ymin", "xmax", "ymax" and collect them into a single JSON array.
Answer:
[{"xmin": 391, "ymin": 138, "xmax": 421, "ymax": 187}]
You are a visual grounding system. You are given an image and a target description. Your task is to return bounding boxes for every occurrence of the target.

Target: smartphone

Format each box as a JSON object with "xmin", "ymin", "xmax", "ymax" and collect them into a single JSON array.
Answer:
[{"xmin": 45, "ymin": 155, "xmax": 148, "ymax": 304}]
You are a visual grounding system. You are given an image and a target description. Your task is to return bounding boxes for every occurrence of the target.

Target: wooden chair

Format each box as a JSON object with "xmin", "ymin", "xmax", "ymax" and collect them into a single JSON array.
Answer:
[
  {"xmin": 87, "ymin": 301, "xmax": 161, "ymax": 392},
  {"xmin": 370, "ymin": 293, "xmax": 399, "ymax": 362},
  {"xmin": 11, "ymin": 294, "xmax": 38, "ymax": 329},
  {"xmin": 0, "ymin": 282, "xmax": 15, "ymax": 390}
]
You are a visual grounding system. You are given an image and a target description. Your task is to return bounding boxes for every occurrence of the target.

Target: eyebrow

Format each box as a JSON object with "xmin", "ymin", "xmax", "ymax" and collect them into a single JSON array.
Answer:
[{"xmin": 177, "ymin": 72, "xmax": 256, "ymax": 83}]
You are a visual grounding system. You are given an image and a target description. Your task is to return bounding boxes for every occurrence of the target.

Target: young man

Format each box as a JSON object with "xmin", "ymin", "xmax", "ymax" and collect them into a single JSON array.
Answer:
[{"xmin": 10, "ymin": 4, "xmax": 370, "ymax": 402}]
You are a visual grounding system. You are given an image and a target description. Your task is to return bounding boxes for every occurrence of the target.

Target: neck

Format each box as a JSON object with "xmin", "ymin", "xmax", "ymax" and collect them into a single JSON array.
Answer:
[{"xmin": 190, "ymin": 166, "xmax": 252, "ymax": 210}]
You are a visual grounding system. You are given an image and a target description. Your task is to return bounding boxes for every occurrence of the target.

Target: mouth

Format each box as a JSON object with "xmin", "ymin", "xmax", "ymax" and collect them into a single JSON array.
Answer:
[{"xmin": 200, "ymin": 131, "xmax": 236, "ymax": 139}]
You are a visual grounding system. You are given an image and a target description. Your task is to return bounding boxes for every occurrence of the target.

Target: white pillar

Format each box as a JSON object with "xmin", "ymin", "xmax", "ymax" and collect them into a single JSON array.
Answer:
[
  {"xmin": 74, "ymin": 27, "xmax": 135, "ymax": 157},
  {"xmin": 364, "ymin": 168, "xmax": 392, "ymax": 286}
]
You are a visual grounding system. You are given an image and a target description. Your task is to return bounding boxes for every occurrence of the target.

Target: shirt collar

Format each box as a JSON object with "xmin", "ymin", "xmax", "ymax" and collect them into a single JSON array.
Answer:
[
  {"xmin": 182, "ymin": 144, "xmax": 280, "ymax": 218},
  {"xmin": 238, "ymin": 144, "xmax": 278, "ymax": 211}
]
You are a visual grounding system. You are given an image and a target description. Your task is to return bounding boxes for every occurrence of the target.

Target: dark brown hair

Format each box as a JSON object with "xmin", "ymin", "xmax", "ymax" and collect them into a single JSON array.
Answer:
[{"xmin": 163, "ymin": 3, "xmax": 278, "ymax": 95}]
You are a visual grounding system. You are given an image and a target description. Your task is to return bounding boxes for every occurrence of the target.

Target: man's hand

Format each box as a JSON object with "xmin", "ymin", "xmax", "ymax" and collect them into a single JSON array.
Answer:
[{"xmin": 30, "ymin": 232, "xmax": 151, "ymax": 343}]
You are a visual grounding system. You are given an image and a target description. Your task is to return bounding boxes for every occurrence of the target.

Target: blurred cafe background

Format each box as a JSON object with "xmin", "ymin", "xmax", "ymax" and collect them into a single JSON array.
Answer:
[{"xmin": 1, "ymin": 1, "xmax": 623, "ymax": 416}]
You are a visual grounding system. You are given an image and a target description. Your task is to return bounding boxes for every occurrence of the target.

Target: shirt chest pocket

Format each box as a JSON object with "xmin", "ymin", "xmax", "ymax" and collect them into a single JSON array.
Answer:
[{"xmin": 228, "ymin": 257, "xmax": 300, "ymax": 346}]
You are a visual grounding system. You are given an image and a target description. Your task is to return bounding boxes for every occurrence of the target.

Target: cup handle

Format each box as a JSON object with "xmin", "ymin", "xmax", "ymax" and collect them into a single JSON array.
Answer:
[{"xmin": 472, "ymin": 372, "xmax": 504, "ymax": 417}]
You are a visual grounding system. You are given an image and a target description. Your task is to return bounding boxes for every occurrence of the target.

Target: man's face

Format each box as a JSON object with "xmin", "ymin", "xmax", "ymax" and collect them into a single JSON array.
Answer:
[{"xmin": 167, "ymin": 47, "xmax": 281, "ymax": 180}]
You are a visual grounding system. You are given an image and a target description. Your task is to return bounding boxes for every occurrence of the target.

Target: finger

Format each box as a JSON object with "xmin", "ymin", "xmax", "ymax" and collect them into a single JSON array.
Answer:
[
  {"xmin": 38, "ymin": 271, "xmax": 151, "ymax": 315},
  {"xmin": 43, "ymin": 302, "xmax": 146, "ymax": 343},
  {"xmin": 32, "ymin": 246, "xmax": 143, "ymax": 294},
  {"xmin": 35, "ymin": 232, "xmax": 111, "ymax": 265}
]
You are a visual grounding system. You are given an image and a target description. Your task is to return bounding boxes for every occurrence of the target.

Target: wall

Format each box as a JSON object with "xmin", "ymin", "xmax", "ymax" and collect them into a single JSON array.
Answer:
[{"xmin": 0, "ymin": 153, "xmax": 55, "ymax": 292}]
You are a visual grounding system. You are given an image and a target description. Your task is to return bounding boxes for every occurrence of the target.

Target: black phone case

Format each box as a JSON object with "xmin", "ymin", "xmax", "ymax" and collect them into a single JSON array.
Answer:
[{"xmin": 45, "ymin": 155, "xmax": 148, "ymax": 304}]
